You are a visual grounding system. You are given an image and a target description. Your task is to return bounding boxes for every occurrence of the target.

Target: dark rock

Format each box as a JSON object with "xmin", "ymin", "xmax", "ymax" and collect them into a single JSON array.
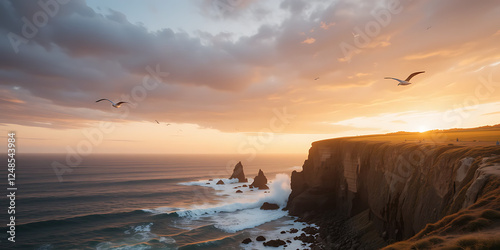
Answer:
[
  {"xmin": 236, "ymin": 190, "xmax": 243, "ymax": 193},
  {"xmin": 206, "ymin": 183, "xmax": 210, "ymax": 184},
  {"xmin": 303, "ymin": 226, "xmax": 318, "ymax": 235},
  {"xmin": 289, "ymin": 228, "xmax": 298, "ymax": 233},
  {"xmin": 242, "ymin": 185, "xmax": 248, "ymax": 187},
  {"xmin": 229, "ymin": 161, "xmax": 247, "ymax": 183},
  {"xmin": 263, "ymin": 239, "xmax": 286, "ymax": 247},
  {"xmin": 256, "ymin": 236, "xmax": 266, "ymax": 241},
  {"xmin": 260, "ymin": 202, "xmax": 280, "ymax": 210},
  {"xmin": 294, "ymin": 233, "xmax": 316, "ymax": 243},
  {"xmin": 216, "ymin": 180, "xmax": 224, "ymax": 185},
  {"xmin": 241, "ymin": 238, "xmax": 252, "ymax": 244},
  {"xmin": 250, "ymin": 169, "xmax": 269, "ymax": 190},
  {"xmin": 280, "ymin": 231, "xmax": 286, "ymax": 234},
  {"xmin": 208, "ymin": 179, "xmax": 213, "ymax": 181},
  {"xmin": 286, "ymin": 240, "xmax": 291, "ymax": 243}
]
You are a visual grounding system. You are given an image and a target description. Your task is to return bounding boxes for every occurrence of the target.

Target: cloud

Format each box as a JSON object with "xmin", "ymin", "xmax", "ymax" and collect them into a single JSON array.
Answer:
[
  {"xmin": 301, "ymin": 37, "xmax": 315, "ymax": 44},
  {"xmin": 0, "ymin": 0, "xmax": 499, "ymax": 135}
]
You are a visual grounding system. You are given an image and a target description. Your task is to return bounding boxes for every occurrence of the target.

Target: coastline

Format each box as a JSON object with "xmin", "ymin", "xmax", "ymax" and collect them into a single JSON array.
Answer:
[{"xmin": 286, "ymin": 127, "xmax": 500, "ymax": 249}]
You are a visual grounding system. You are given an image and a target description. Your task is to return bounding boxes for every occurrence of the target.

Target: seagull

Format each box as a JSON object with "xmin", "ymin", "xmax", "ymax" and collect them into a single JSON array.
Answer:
[
  {"xmin": 384, "ymin": 71, "xmax": 425, "ymax": 86},
  {"xmin": 314, "ymin": 77, "xmax": 319, "ymax": 80},
  {"xmin": 352, "ymin": 32, "xmax": 360, "ymax": 38},
  {"xmin": 155, "ymin": 120, "xmax": 160, "ymax": 124},
  {"xmin": 95, "ymin": 99, "xmax": 128, "ymax": 108}
]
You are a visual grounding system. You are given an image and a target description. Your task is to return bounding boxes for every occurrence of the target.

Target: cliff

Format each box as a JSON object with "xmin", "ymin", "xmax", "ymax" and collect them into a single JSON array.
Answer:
[{"xmin": 287, "ymin": 137, "xmax": 500, "ymax": 248}]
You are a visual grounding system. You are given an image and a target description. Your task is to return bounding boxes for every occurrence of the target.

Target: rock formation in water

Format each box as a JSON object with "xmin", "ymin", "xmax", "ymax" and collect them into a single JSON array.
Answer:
[
  {"xmin": 260, "ymin": 202, "xmax": 279, "ymax": 210},
  {"xmin": 241, "ymin": 238, "xmax": 252, "ymax": 244},
  {"xmin": 287, "ymin": 137, "xmax": 500, "ymax": 248},
  {"xmin": 263, "ymin": 239, "xmax": 286, "ymax": 247},
  {"xmin": 250, "ymin": 169, "xmax": 269, "ymax": 190},
  {"xmin": 229, "ymin": 161, "xmax": 248, "ymax": 182},
  {"xmin": 216, "ymin": 179, "xmax": 224, "ymax": 185}
]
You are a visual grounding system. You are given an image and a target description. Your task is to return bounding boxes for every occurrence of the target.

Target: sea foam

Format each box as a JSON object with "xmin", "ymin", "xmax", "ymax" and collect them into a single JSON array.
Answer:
[{"xmin": 145, "ymin": 174, "xmax": 292, "ymax": 232}]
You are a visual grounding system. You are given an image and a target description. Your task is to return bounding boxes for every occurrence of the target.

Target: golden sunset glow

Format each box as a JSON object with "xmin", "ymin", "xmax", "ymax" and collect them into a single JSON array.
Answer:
[{"xmin": 1, "ymin": 0, "xmax": 499, "ymax": 154}]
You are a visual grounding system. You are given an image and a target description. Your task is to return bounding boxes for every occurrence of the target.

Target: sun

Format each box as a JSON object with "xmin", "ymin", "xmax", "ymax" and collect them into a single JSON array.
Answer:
[{"xmin": 418, "ymin": 126, "xmax": 429, "ymax": 133}]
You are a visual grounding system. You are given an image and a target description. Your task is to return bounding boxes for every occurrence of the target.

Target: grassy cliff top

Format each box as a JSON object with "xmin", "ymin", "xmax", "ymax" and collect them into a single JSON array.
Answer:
[{"xmin": 317, "ymin": 124, "xmax": 500, "ymax": 147}]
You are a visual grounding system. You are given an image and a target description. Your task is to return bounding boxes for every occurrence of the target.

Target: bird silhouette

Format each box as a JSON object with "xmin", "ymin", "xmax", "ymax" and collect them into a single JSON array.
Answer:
[
  {"xmin": 384, "ymin": 71, "xmax": 425, "ymax": 86},
  {"xmin": 96, "ymin": 99, "xmax": 128, "ymax": 108}
]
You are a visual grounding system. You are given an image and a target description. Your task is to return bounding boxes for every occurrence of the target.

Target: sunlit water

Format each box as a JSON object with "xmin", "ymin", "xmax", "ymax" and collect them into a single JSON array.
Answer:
[{"xmin": 0, "ymin": 154, "xmax": 319, "ymax": 249}]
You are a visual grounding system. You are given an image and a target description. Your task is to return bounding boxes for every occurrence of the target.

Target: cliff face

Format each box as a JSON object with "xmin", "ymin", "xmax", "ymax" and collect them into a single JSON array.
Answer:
[{"xmin": 287, "ymin": 138, "xmax": 500, "ymax": 244}]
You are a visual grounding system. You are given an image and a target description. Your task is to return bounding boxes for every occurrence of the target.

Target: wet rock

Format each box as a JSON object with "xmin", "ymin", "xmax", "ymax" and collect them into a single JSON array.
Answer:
[
  {"xmin": 216, "ymin": 180, "xmax": 224, "ymax": 185},
  {"xmin": 263, "ymin": 239, "xmax": 286, "ymax": 247},
  {"xmin": 241, "ymin": 238, "xmax": 252, "ymax": 244},
  {"xmin": 303, "ymin": 226, "xmax": 318, "ymax": 235},
  {"xmin": 256, "ymin": 236, "xmax": 266, "ymax": 241},
  {"xmin": 289, "ymin": 228, "xmax": 299, "ymax": 233},
  {"xmin": 280, "ymin": 231, "xmax": 286, "ymax": 234},
  {"xmin": 236, "ymin": 190, "xmax": 243, "ymax": 193},
  {"xmin": 260, "ymin": 202, "xmax": 280, "ymax": 210},
  {"xmin": 250, "ymin": 169, "xmax": 269, "ymax": 190},
  {"xmin": 294, "ymin": 233, "xmax": 316, "ymax": 243},
  {"xmin": 229, "ymin": 161, "xmax": 248, "ymax": 183},
  {"xmin": 242, "ymin": 185, "xmax": 248, "ymax": 187}
]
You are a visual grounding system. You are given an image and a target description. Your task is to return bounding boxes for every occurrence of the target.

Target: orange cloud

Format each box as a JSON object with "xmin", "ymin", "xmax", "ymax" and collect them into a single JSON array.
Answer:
[
  {"xmin": 301, "ymin": 37, "xmax": 316, "ymax": 44},
  {"xmin": 320, "ymin": 21, "xmax": 335, "ymax": 30},
  {"xmin": 404, "ymin": 50, "xmax": 457, "ymax": 60}
]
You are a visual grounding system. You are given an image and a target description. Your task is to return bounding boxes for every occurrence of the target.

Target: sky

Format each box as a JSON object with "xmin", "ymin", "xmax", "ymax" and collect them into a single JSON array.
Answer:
[{"xmin": 0, "ymin": 0, "xmax": 499, "ymax": 155}]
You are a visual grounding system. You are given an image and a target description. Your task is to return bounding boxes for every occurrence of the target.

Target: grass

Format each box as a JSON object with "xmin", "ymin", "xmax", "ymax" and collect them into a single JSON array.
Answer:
[
  {"xmin": 480, "ymin": 209, "xmax": 500, "ymax": 220},
  {"xmin": 451, "ymin": 236, "xmax": 500, "ymax": 249},
  {"xmin": 409, "ymin": 237, "xmax": 444, "ymax": 249},
  {"xmin": 465, "ymin": 218, "xmax": 491, "ymax": 232},
  {"xmin": 385, "ymin": 235, "xmax": 500, "ymax": 250},
  {"xmin": 451, "ymin": 214, "xmax": 475, "ymax": 227},
  {"xmin": 349, "ymin": 124, "xmax": 500, "ymax": 144},
  {"xmin": 331, "ymin": 125, "xmax": 500, "ymax": 250}
]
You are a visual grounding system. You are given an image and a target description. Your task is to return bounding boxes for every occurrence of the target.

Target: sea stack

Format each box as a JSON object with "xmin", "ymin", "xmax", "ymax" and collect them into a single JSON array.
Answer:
[
  {"xmin": 250, "ymin": 169, "xmax": 269, "ymax": 190},
  {"xmin": 229, "ymin": 161, "xmax": 247, "ymax": 183}
]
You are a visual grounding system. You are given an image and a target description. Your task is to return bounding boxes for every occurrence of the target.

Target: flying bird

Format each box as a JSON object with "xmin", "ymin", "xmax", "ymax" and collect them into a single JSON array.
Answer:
[
  {"xmin": 352, "ymin": 32, "xmax": 360, "ymax": 38},
  {"xmin": 155, "ymin": 120, "xmax": 160, "ymax": 124},
  {"xmin": 314, "ymin": 77, "xmax": 319, "ymax": 80},
  {"xmin": 384, "ymin": 71, "xmax": 425, "ymax": 86},
  {"xmin": 95, "ymin": 99, "xmax": 128, "ymax": 108}
]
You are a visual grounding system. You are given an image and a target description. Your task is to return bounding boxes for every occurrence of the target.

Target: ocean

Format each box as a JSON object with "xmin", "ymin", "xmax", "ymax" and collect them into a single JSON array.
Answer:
[{"xmin": 0, "ymin": 154, "xmax": 318, "ymax": 249}]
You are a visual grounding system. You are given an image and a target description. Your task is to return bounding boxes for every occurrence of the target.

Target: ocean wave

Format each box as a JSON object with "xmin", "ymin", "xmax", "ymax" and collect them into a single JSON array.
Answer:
[
  {"xmin": 13, "ymin": 210, "xmax": 146, "ymax": 231},
  {"xmin": 144, "ymin": 174, "xmax": 292, "ymax": 232},
  {"xmin": 97, "ymin": 222, "xmax": 177, "ymax": 250}
]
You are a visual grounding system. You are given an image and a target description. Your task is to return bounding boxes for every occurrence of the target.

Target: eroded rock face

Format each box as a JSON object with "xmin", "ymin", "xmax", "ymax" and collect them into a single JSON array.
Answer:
[
  {"xmin": 229, "ymin": 161, "xmax": 248, "ymax": 183},
  {"xmin": 287, "ymin": 138, "xmax": 500, "ymax": 242},
  {"xmin": 250, "ymin": 169, "xmax": 269, "ymax": 190}
]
